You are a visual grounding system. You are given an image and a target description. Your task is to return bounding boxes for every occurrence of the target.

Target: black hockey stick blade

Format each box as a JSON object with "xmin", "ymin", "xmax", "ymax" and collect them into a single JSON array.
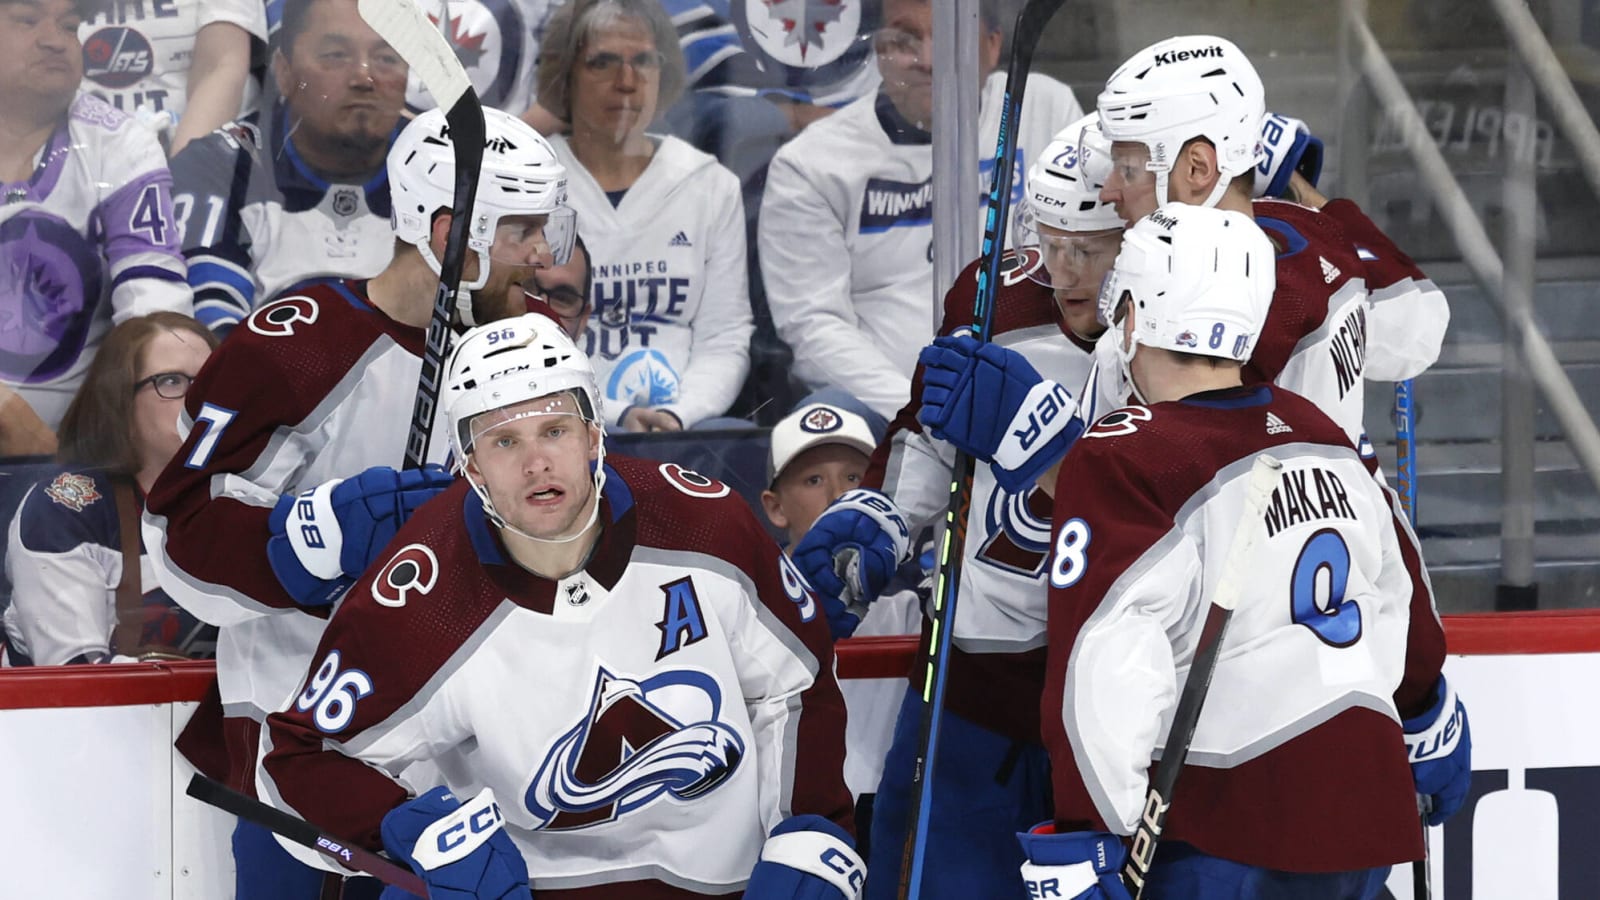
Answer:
[
  {"xmin": 358, "ymin": 0, "xmax": 487, "ymax": 470},
  {"xmin": 898, "ymin": 3, "xmax": 1069, "ymax": 899},
  {"xmin": 1121, "ymin": 454, "xmax": 1281, "ymax": 897},
  {"xmin": 186, "ymin": 773, "xmax": 428, "ymax": 895}
]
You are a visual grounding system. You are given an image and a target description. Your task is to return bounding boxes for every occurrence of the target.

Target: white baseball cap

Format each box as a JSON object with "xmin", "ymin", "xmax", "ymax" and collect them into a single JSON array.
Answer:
[{"xmin": 768, "ymin": 403, "xmax": 879, "ymax": 485}]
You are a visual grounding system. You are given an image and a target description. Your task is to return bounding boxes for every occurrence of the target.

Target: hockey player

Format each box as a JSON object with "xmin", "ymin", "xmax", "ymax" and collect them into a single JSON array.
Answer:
[
  {"xmin": 168, "ymin": 0, "xmax": 409, "ymax": 332},
  {"xmin": 0, "ymin": 0, "xmax": 193, "ymax": 431},
  {"xmin": 789, "ymin": 116, "xmax": 1125, "ymax": 899},
  {"xmin": 259, "ymin": 312, "xmax": 860, "ymax": 899},
  {"xmin": 919, "ymin": 204, "xmax": 1469, "ymax": 898},
  {"xmin": 758, "ymin": 0, "xmax": 1084, "ymax": 420},
  {"xmin": 143, "ymin": 106, "xmax": 574, "ymax": 899}
]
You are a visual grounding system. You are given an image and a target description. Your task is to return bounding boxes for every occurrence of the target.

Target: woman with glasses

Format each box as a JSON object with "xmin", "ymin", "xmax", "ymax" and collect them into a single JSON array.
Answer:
[
  {"xmin": 537, "ymin": 0, "xmax": 754, "ymax": 433},
  {"xmin": 3, "ymin": 312, "xmax": 218, "ymax": 666}
]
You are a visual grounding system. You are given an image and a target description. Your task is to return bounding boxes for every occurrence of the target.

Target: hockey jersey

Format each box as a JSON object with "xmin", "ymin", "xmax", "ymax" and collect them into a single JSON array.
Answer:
[
  {"xmin": 77, "ymin": 0, "xmax": 267, "ymax": 126},
  {"xmin": 4, "ymin": 468, "xmax": 213, "ymax": 665},
  {"xmin": 759, "ymin": 72, "xmax": 1083, "ymax": 419},
  {"xmin": 0, "ymin": 93, "xmax": 192, "ymax": 429},
  {"xmin": 168, "ymin": 109, "xmax": 396, "ymax": 332},
  {"xmin": 143, "ymin": 280, "xmax": 451, "ymax": 779},
  {"xmin": 1043, "ymin": 385, "xmax": 1445, "ymax": 872},
  {"xmin": 259, "ymin": 463, "xmax": 853, "ymax": 897},
  {"xmin": 552, "ymin": 135, "xmax": 754, "ymax": 428},
  {"xmin": 866, "ymin": 250, "xmax": 1116, "ymax": 743}
]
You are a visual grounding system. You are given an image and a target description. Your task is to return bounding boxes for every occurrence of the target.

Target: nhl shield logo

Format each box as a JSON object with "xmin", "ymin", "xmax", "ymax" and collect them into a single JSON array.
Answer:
[
  {"xmin": 44, "ymin": 472, "xmax": 102, "ymax": 512},
  {"xmin": 331, "ymin": 189, "xmax": 360, "ymax": 218}
]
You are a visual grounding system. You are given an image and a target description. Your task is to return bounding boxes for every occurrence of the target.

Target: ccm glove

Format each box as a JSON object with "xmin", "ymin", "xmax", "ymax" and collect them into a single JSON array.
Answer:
[
  {"xmin": 918, "ymin": 335, "xmax": 1083, "ymax": 494},
  {"xmin": 267, "ymin": 464, "xmax": 453, "ymax": 606},
  {"xmin": 791, "ymin": 489, "xmax": 911, "ymax": 639},
  {"xmin": 1017, "ymin": 825, "xmax": 1131, "ymax": 900},
  {"xmin": 1255, "ymin": 111, "xmax": 1325, "ymax": 199},
  {"xmin": 381, "ymin": 787, "xmax": 531, "ymax": 900},
  {"xmin": 744, "ymin": 815, "xmax": 865, "ymax": 900},
  {"xmin": 1403, "ymin": 675, "xmax": 1472, "ymax": 826}
]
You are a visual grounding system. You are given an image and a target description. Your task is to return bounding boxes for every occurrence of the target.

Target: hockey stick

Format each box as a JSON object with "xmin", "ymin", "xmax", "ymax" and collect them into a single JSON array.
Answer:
[
  {"xmin": 1393, "ymin": 378, "xmax": 1431, "ymax": 900},
  {"xmin": 358, "ymin": 0, "xmax": 486, "ymax": 470},
  {"xmin": 897, "ymin": 2, "xmax": 1069, "ymax": 898},
  {"xmin": 185, "ymin": 774, "xmax": 428, "ymax": 896},
  {"xmin": 1121, "ymin": 454, "xmax": 1282, "ymax": 898}
]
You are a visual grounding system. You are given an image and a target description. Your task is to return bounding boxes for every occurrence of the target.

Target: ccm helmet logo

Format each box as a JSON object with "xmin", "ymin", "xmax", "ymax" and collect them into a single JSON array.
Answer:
[
  {"xmin": 1153, "ymin": 46, "xmax": 1224, "ymax": 65},
  {"xmin": 372, "ymin": 544, "xmax": 439, "ymax": 608}
]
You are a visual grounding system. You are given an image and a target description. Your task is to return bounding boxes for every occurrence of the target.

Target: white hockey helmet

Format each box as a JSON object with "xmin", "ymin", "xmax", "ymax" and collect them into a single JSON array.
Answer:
[
  {"xmin": 389, "ymin": 107, "xmax": 577, "ymax": 301},
  {"xmin": 1098, "ymin": 203, "xmax": 1274, "ymax": 395},
  {"xmin": 444, "ymin": 313, "xmax": 606, "ymax": 537},
  {"xmin": 1095, "ymin": 35, "xmax": 1265, "ymax": 209},
  {"xmin": 1014, "ymin": 114, "xmax": 1126, "ymax": 289}
]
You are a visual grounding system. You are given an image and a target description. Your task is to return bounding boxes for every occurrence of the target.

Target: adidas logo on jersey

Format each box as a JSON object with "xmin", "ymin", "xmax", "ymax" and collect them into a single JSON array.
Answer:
[
  {"xmin": 1320, "ymin": 256, "xmax": 1342, "ymax": 285},
  {"xmin": 1266, "ymin": 412, "xmax": 1293, "ymax": 435},
  {"xmin": 668, "ymin": 231, "xmax": 692, "ymax": 248}
]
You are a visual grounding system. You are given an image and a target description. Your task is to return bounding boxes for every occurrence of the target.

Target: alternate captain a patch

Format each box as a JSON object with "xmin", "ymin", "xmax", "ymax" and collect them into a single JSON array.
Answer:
[{"xmin": 44, "ymin": 472, "xmax": 102, "ymax": 512}]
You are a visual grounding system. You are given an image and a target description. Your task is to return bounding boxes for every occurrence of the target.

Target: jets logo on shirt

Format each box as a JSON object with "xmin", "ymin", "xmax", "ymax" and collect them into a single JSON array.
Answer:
[
  {"xmin": 44, "ymin": 472, "xmax": 102, "ymax": 512},
  {"xmin": 404, "ymin": 0, "xmax": 525, "ymax": 111},
  {"xmin": 81, "ymin": 27, "xmax": 154, "ymax": 88},
  {"xmin": 524, "ymin": 665, "xmax": 745, "ymax": 830}
]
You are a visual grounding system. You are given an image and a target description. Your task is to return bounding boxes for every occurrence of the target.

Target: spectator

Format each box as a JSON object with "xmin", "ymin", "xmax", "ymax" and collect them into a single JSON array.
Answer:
[
  {"xmin": 77, "ymin": 0, "xmax": 268, "ymax": 155},
  {"xmin": 4, "ymin": 312, "xmax": 217, "ymax": 666},
  {"xmin": 525, "ymin": 232, "xmax": 594, "ymax": 341},
  {"xmin": 169, "ymin": 0, "xmax": 407, "ymax": 332},
  {"xmin": 0, "ymin": 0, "xmax": 193, "ymax": 432},
  {"xmin": 759, "ymin": 0, "xmax": 1082, "ymax": 420},
  {"xmin": 760, "ymin": 397, "xmax": 920, "ymax": 857},
  {"xmin": 537, "ymin": 0, "xmax": 754, "ymax": 432}
]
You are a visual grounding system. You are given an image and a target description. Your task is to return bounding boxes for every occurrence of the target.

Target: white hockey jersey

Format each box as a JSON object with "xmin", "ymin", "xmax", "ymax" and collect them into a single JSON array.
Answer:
[
  {"xmin": 0, "ymin": 94, "xmax": 192, "ymax": 428},
  {"xmin": 759, "ymin": 72, "xmax": 1083, "ymax": 419},
  {"xmin": 78, "ymin": 0, "xmax": 267, "ymax": 126},
  {"xmin": 552, "ymin": 134, "xmax": 754, "ymax": 427},
  {"xmin": 259, "ymin": 465, "xmax": 854, "ymax": 896}
]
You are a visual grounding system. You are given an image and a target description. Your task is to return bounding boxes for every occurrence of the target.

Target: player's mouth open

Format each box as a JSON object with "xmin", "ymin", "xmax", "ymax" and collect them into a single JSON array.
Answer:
[{"xmin": 529, "ymin": 487, "xmax": 563, "ymax": 503}]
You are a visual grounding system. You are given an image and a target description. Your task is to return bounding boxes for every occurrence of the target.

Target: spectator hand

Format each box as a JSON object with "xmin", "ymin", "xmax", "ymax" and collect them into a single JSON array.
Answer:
[
  {"xmin": 267, "ymin": 465, "xmax": 454, "ymax": 606},
  {"xmin": 382, "ymin": 787, "xmax": 531, "ymax": 900},
  {"xmin": 1404, "ymin": 676, "xmax": 1472, "ymax": 826},
  {"xmin": 1016, "ymin": 825, "xmax": 1132, "ymax": 900},
  {"xmin": 918, "ymin": 336, "xmax": 1082, "ymax": 494},
  {"xmin": 621, "ymin": 407, "xmax": 684, "ymax": 432},
  {"xmin": 790, "ymin": 488, "xmax": 910, "ymax": 639},
  {"xmin": 744, "ymin": 815, "xmax": 864, "ymax": 899},
  {"xmin": 1255, "ymin": 112, "xmax": 1324, "ymax": 200}
]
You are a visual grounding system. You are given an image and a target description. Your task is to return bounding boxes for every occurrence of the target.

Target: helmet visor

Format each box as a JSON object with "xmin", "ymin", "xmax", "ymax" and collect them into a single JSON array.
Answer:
[{"xmin": 488, "ymin": 206, "xmax": 577, "ymax": 269}]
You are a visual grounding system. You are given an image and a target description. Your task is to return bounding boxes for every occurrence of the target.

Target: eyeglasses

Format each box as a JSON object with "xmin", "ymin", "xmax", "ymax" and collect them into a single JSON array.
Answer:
[
  {"xmin": 580, "ymin": 50, "xmax": 664, "ymax": 78},
  {"xmin": 134, "ymin": 372, "xmax": 195, "ymax": 400}
]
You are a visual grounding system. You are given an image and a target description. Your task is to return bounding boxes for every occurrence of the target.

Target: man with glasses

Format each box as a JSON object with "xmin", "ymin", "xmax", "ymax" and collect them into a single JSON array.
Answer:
[
  {"xmin": 758, "ymin": 0, "xmax": 1082, "ymax": 422},
  {"xmin": 167, "ymin": 0, "xmax": 409, "ymax": 334},
  {"xmin": 525, "ymin": 232, "xmax": 594, "ymax": 341},
  {"xmin": 143, "ymin": 106, "xmax": 575, "ymax": 900}
]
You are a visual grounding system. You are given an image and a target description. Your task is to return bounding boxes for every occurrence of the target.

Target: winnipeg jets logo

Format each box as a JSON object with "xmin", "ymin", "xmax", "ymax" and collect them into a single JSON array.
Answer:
[
  {"xmin": 524, "ymin": 666, "xmax": 745, "ymax": 830},
  {"xmin": 752, "ymin": 0, "xmax": 859, "ymax": 66}
]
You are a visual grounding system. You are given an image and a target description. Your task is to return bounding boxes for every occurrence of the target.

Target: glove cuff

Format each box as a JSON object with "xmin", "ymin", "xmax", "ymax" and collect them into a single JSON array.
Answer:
[
  {"xmin": 410, "ymin": 788, "xmax": 505, "ymax": 871},
  {"xmin": 759, "ymin": 815, "xmax": 865, "ymax": 899},
  {"xmin": 1403, "ymin": 676, "xmax": 1464, "ymax": 762},
  {"xmin": 278, "ymin": 481, "xmax": 346, "ymax": 580}
]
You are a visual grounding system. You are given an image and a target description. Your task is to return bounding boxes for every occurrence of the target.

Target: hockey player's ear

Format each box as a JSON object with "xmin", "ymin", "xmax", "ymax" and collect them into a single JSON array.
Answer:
[
  {"xmin": 587, "ymin": 422, "xmax": 602, "ymax": 461},
  {"xmin": 429, "ymin": 211, "xmax": 454, "ymax": 254},
  {"xmin": 1174, "ymin": 139, "xmax": 1221, "ymax": 204}
]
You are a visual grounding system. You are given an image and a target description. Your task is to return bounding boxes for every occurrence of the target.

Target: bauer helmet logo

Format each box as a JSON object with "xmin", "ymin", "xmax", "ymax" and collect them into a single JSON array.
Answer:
[{"xmin": 373, "ymin": 544, "xmax": 440, "ymax": 608}]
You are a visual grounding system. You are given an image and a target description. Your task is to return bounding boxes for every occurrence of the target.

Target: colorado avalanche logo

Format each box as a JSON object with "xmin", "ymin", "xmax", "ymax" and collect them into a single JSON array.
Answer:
[
  {"xmin": 1000, "ymin": 247, "xmax": 1044, "ymax": 286},
  {"xmin": 525, "ymin": 666, "xmax": 744, "ymax": 830},
  {"xmin": 247, "ymin": 296, "xmax": 320, "ymax": 337},
  {"xmin": 605, "ymin": 349, "xmax": 680, "ymax": 408},
  {"xmin": 372, "ymin": 544, "xmax": 439, "ymax": 608},
  {"xmin": 0, "ymin": 208, "xmax": 101, "ymax": 383},
  {"xmin": 978, "ymin": 485, "xmax": 1053, "ymax": 577},
  {"xmin": 405, "ymin": 0, "xmax": 524, "ymax": 111},
  {"xmin": 44, "ymin": 472, "xmax": 102, "ymax": 512}
]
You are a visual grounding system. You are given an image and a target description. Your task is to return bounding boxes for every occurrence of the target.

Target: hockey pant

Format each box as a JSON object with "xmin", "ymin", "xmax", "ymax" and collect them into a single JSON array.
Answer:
[{"xmin": 1143, "ymin": 842, "xmax": 1391, "ymax": 900}]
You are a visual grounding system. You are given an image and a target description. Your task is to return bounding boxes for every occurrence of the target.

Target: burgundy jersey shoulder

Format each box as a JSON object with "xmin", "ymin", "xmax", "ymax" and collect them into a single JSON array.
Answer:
[
  {"xmin": 1247, "ymin": 200, "xmax": 1367, "ymax": 384},
  {"xmin": 940, "ymin": 249, "xmax": 1060, "ymax": 339},
  {"xmin": 607, "ymin": 454, "xmax": 776, "ymax": 562}
]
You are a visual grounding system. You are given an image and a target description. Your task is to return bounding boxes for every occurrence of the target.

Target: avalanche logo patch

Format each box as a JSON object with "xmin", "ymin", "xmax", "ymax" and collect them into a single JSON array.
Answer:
[
  {"xmin": 524, "ymin": 666, "xmax": 745, "ymax": 830},
  {"xmin": 247, "ymin": 296, "xmax": 320, "ymax": 337},
  {"xmin": 45, "ymin": 472, "xmax": 101, "ymax": 512},
  {"xmin": 372, "ymin": 544, "xmax": 439, "ymax": 608}
]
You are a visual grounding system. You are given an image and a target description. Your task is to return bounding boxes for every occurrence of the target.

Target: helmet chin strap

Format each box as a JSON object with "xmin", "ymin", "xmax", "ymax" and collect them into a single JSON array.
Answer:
[{"xmin": 413, "ymin": 239, "xmax": 494, "ymax": 328}]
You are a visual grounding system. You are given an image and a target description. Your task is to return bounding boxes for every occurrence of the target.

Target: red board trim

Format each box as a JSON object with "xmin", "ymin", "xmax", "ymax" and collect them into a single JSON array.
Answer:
[{"xmin": 5, "ymin": 612, "xmax": 1600, "ymax": 709}]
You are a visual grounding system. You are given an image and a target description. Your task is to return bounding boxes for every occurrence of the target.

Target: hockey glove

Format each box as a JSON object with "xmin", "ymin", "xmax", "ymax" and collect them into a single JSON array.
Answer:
[
  {"xmin": 381, "ymin": 787, "xmax": 531, "ymax": 900},
  {"xmin": 918, "ymin": 335, "xmax": 1084, "ymax": 494},
  {"xmin": 1403, "ymin": 675, "xmax": 1473, "ymax": 826},
  {"xmin": 1016, "ymin": 824, "xmax": 1132, "ymax": 900},
  {"xmin": 1255, "ymin": 112, "xmax": 1325, "ymax": 199},
  {"xmin": 267, "ymin": 464, "xmax": 454, "ymax": 606},
  {"xmin": 790, "ymin": 489, "xmax": 911, "ymax": 639},
  {"xmin": 744, "ymin": 814, "xmax": 865, "ymax": 900}
]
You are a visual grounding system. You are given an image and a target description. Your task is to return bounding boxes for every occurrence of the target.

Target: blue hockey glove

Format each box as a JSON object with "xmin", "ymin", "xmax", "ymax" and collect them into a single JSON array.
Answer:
[
  {"xmin": 1403, "ymin": 676, "xmax": 1472, "ymax": 826},
  {"xmin": 1255, "ymin": 111, "xmax": 1325, "ymax": 199},
  {"xmin": 790, "ymin": 489, "xmax": 911, "ymax": 639},
  {"xmin": 918, "ymin": 335, "xmax": 1083, "ymax": 494},
  {"xmin": 267, "ymin": 464, "xmax": 453, "ymax": 606},
  {"xmin": 744, "ymin": 814, "xmax": 865, "ymax": 900},
  {"xmin": 381, "ymin": 787, "xmax": 531, "ymax": 900},
  {"xmin": 1016, "ymin": 825, "xmax": 1132, "ymax": 900}
]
